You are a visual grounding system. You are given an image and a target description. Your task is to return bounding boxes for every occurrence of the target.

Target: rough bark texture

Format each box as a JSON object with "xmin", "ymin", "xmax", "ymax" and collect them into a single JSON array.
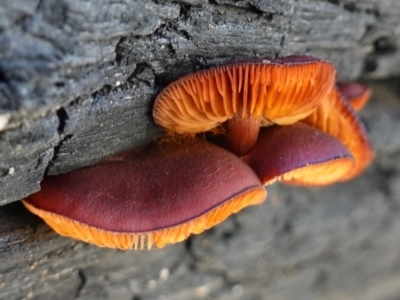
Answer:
[
  {"xmin": 1, "ymin": 0, "xmax": 400, "ymax": 299},
  {"xmin": 1, "ymin": 0, "xmax": 400, "ymax": 203}
]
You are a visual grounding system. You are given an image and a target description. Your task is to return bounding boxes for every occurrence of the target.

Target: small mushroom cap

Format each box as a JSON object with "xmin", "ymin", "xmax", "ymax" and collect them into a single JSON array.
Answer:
[
  {"xmin": 153, "ymin": 56, "xmax": 336, "ymax": 133},
  {"xmin": 243, "ymin": 123, "xmax": 354, "ymax": 186},
  {"xmin": 23, "ymin": 138, "xmax": 266, "ymax": 250},
  {"xmin": 302, "ymin": 87, "xmax": 375, "ymax": 181},
  {"xmin": 337, "ymin": 82, "xmax": 371, "ymax": 111}
]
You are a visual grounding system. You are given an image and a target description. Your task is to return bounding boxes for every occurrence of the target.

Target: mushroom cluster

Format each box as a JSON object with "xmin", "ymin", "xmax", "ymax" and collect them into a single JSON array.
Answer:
[{"xmin": 23, "ymin": 55, "xmax": 374, "ymax": 250}]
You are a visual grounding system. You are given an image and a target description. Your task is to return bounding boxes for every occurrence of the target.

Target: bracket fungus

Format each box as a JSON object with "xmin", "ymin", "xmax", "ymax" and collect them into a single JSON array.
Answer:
[
  {"xmin": 23, "ymin": 138, "xmax": 266, "ymax": 250},
  {"xmin": 153, "ymin": 55, "xmax": 336, "ymax": 156}
]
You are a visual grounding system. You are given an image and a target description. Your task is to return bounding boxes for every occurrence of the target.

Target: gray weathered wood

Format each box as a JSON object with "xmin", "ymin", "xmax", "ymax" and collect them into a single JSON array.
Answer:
[
  {"xmin": 1, "ymin": 0, "xmax": 400, "ymax": 299},
  {"xmin": 1, "ymin": 80, "xmax": 400, "ymax": 299}
]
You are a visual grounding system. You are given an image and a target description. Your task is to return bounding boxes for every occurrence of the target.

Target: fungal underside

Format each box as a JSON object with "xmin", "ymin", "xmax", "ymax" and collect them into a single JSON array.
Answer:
[{"xmin": 23, "ymin": 188, "xmax": 265, "ymax": 250}]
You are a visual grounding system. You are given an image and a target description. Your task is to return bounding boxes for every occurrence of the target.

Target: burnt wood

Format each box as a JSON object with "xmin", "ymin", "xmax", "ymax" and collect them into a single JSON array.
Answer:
[{"xmin": 1, "ymin": 1, "xmax": 400, "ymax": 299}]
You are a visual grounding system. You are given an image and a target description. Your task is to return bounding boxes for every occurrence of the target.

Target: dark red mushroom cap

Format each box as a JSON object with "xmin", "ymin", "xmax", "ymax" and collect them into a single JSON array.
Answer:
[
  {"xmin": 337, "ymin": 81, "xmax": 372, "ymax": 111},
  {"xmin": 153, "ymin": 55, "xmax": 336, "ymax": 156},
  {"xmin": 243, "ymin": 123, "xmax": 354, "ymax": 186},
  {"xmin": 23, "ymin": 138, "xmax": 266, "ymax": 250}
]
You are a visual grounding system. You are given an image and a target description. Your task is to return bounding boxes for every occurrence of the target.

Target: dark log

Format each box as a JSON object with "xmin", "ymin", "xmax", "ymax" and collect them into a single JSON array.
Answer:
[
  {"xmin": 1, "ymin": 0, "xmax": 400, "ymax": 299},
  {"xmin": 1, "ymin": 0, "xmax": 400, "ymax": 203}
]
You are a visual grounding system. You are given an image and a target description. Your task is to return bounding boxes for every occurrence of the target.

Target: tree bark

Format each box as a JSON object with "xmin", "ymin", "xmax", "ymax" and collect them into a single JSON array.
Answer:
[
  {"xmin": 1, "ymin": 0, "xmax": 400, "ymax": 203},
  {"xmin": 1, "ymin": 1, "xmax": 400, "ymax": 299}
]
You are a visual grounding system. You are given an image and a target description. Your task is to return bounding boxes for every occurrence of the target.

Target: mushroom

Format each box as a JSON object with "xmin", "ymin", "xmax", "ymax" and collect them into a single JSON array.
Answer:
[
  {"xmin": 243, "ymin": 123, "xmax": 354, "ymax": 186},
  {"xmin": 302, "ymin": 87, "xmax": 374, "ymax": 181},
  {"xmin": 337, "ymin": 82, "xmax": 371, "ymax": 111},
  {"xmin": 22, "ymin": 56, "xmax": 373, "ymax": 250},
  {"xmin": 22, "ymin": 138, "xmax": 266, "ymax": 250},
  {"xmin": 153, "ymin": 55, "xmax": 336, "ymax": 156}
]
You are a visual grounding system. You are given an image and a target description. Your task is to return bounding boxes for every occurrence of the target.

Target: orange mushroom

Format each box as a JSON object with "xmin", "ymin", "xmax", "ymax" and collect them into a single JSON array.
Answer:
[
  {"xmin": 302, "ymin": 87, "xmax": 374, "ymax": 181},
  {"xmin": 243, "ymin": 123, "xmax": 354, "ymax": 186},
  {"xmin": 22, "ymin": 56, "xmax": 374, "ymax": 250},
  {"xmin": 153, "ymin": 55, "xmax": 336, "ymax": 156},
  {"xmin": 337, "ymin": 82, "xmax": 372, "ymax": 111},
  {"xmin": 23, "ymin": 138, "xmax": 266, "ymax": 250}
]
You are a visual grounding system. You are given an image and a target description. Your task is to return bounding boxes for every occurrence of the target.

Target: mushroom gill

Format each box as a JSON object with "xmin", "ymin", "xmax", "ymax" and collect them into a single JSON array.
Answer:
[{"xmin": 153, "ymin": 56, "xmax": 336, "ymax": 156}]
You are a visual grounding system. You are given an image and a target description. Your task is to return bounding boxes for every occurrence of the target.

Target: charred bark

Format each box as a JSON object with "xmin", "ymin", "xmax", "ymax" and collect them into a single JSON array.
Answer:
[{"xmin": 1, "ymin": 1, "xmax": 400, "ymax": 299}]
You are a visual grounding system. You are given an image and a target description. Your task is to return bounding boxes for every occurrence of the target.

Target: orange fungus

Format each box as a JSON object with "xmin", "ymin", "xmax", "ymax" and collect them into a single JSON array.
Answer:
[
  {"xmin": 22, "ymin": 57, "xmax": 375, "ymax": 250},
  {"xmin": 337, "ymin": 81, "xmax": 371, "ymax": 111},
  {"xmin": 243, "ymin": 123, "xmax": 355, "ymax": 186},
  {"xmin": 153, "ymin": 55, "xmax": 336, "ymax": 156},
  {"xmin": 23, "ymin": 138, "xmax": 266, "ymax": 250},
  {"xmin": 302, "ymin": 87, "xmax": 374, "ymax": 181}
]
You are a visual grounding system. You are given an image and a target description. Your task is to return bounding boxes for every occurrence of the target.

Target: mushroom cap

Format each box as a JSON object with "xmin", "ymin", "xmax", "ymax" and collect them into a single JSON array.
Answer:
[
  {"xmin": 153, "ymin": 55, "xmax": 336, "ymax": 134},
  {"xmin": 337, "ymin": 82, "xmax": 371, "ymax": 111},
  {"xmin": 243, "ymin": 123, "xmax": 354, "ymax": 186},
  {"xmin": 23, "ymin": 138, "xmax": 266, "ymax": 250},
  {"xmin": 302, "ymin": 87, "xmax": 375, "ymax": 181}
]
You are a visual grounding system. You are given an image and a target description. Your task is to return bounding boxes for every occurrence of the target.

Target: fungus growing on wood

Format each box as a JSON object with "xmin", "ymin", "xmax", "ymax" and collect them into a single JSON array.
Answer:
[
  {"xmin": 243, "ymin": 123, "xmax": 354, "ymax": 186},
  {"xmin": 302, "ymin": 87, "xmax": 374, "ymax": 181},
  {"xmin": 337, "ymin": 82, "xmax": 371, "ymax": 111},
  {"xmin": 23, "ymin": 138, "xmax": 266, "ymax": 250},
  {"xmin": 153, "ymin": 55, "xmax": 336, "ymax": 156}
]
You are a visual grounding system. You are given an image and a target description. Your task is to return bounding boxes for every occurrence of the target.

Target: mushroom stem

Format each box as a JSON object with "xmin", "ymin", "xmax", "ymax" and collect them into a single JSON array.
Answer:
[{"xmin": 228, "ymin": 112, "xmax": 262, "ymax": 156}]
